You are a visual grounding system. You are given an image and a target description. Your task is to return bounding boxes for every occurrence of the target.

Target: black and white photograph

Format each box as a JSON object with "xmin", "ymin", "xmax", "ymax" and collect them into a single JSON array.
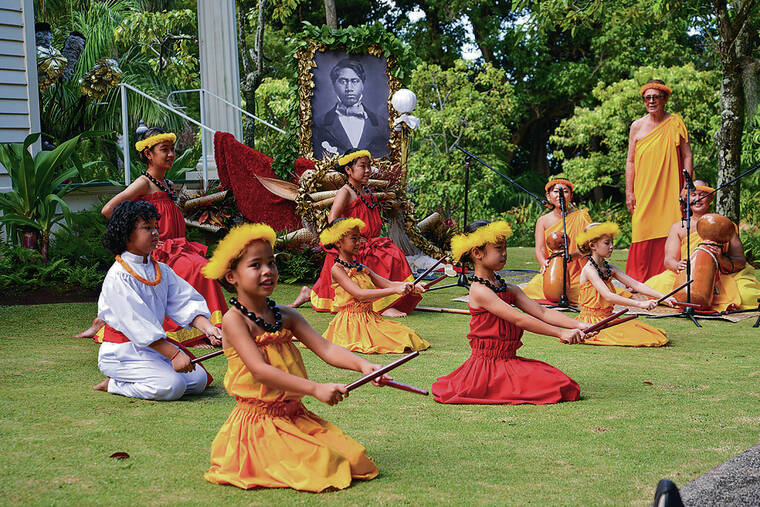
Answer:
[{"xmin": 311, "ymin": 50, "xmax": 391, "ymax": 159}]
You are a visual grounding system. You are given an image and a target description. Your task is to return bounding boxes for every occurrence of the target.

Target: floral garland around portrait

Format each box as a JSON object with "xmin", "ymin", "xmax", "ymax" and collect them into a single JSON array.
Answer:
[{"xmin": 283, "ymin": 23, "xmax": 446, "ymax": 259}]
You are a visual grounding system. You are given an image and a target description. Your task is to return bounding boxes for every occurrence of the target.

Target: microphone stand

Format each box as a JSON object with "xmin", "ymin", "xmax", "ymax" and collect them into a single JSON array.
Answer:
[
  {"xmin": 431, "ymin": 146, "xmax": 549, "ymax": 292},
  {"xmin": 429, "ymin": 156, "xmax": 471, "ymax": 291},
  {"xmin": 648, "ymin": 169, "xmax": 700, "ymax": 327},
  {"xmin": 547, "ymin": 188, "xmax": 578, "ymax": 311},
  {"xmin": 689, "ymin": 160, "xmax": 760, "ymax": 207},
  {"xmin": 453, "ymin": 145, "xmax": 548, "ymax": 207}
]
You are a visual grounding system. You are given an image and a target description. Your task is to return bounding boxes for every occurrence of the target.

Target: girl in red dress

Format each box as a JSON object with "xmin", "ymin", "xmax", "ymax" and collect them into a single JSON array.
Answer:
[
  {"xmin": 310, "ymin": 149, "xmax": 420, "ymax": 317},
  {"xmin": 432, "ymin": 220, "xmax": 591, "ymax": 405},
  {"xmin": 75, "ymin": 127, "xmax": 227, "ymax": 347}
]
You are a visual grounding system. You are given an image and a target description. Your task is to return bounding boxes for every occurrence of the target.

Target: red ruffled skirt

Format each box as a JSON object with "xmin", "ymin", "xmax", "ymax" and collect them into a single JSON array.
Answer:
[{"xmin": 432, "ymin": 337, "xmax": 580, "ymax": 405}]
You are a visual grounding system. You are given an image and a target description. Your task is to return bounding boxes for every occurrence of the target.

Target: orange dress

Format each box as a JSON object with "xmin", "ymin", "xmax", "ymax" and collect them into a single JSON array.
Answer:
[
  {"xmin": 626, "ymin": 114, "xmax": 688, "ymax": 282},
  {"xmin": 523, "ymin": 209, "xmax": 591, "ymax": 303},
  {"xmin": 645, "ymin": 229, "xmax": 760, "ymax": 311},
  {"xmin": 578, "ymin": 280, "xmax": 668, "ymax": 347},
  {"xmin": 323, "ymin": 268, "xmax": 430, "ymax": 354},
  {"xmin": 205, "ymin": 328, "xmax": 378, "ymax": 492}
]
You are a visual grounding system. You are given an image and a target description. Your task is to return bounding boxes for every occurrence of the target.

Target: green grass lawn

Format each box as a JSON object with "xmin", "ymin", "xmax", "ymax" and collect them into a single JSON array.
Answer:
[{"xmin": 2, "ymin": 248, "xmax": 759, "ymax": 505}]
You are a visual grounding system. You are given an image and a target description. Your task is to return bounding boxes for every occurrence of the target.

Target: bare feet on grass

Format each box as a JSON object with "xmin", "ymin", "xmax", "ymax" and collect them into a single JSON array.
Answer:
[
  {"xmin": 93, "ymin": 377, "xmax": 110, "ymax": 391},
  {"xmin": 288, "ymin": 286, "xmax": 311, "ymax": 308},
  {"xmin": 74, "ymin": 318, "xmax": 105, "ymax": 339},
  {"xmin": 381, "ymin": 308, "xmax": 407, "ymax": 318}
]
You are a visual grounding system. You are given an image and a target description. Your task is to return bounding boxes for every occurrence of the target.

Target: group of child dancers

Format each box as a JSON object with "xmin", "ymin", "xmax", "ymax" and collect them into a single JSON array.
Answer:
[{"xmin": 90, "ymin": 131, "xmax": 681, "ymax": 492}]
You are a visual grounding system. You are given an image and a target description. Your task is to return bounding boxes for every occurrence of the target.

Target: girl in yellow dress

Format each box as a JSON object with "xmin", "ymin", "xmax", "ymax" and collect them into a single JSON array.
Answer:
[
  {"xmin": 576, "ymin": 222, "xmax": 674, "ymax": 347},
  {"xmin": 201, "ymin": 223, "xmax": 387, "ymax": 492},
  {"xmin": 320, "ymin": 218, "xmax": 430, "ymax": 354}
]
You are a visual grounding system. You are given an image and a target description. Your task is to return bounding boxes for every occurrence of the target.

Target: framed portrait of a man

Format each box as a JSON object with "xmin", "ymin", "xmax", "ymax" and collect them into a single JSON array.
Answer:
[
  {"xmin": 296, "ymin": 40, "xmax": 403, "ymax": 163},
  {"xmin": 310, "ymin": 51, "xmax": 390, "ymax": 159}
]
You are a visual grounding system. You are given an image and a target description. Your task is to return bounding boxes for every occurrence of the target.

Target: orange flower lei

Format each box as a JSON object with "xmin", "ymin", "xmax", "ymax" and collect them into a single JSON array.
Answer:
[
  {"xmin": 639, "ymin": 83, "xmax": 671, "ymax": 96},
  {"xmin": 115, "ymin": 255, "xmax": 162, "ymax": 286}
]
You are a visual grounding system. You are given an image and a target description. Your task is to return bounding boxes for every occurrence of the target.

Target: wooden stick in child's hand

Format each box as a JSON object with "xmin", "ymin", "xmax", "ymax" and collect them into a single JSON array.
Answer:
[
  {"xmin": 413, "ymin": 256, "xmax": 449, "ymax": 285},
  {"xmin": 190, "ymin": 349, "xmax": 224, "ymax": 364},
  {"xmin": 380, "ymin": 379, "xmax": 429, "ymax": 395},
  {"xmin": 416, "ymin": 306, "xmax": 470, "ymax": 315},
  {"xmin": 595, "ymin": 314, "xmax": 638, "ymax": 331},
  {"xmin": 672, "ymin": 301, "xmax": 701, "ymax": 308},
  {"xmin": 655, "ymin": 279, "xmax": 694, "ymax": 305},
  {"xmin": 582, "ymin": 308, "xmax": 629, "ymax": 334},
  {"xmin": 424, "ymin": 274, "xmax": 448, "ymax": 289},
  {"xmin": 345, "ymin": 351, "xmax": 419, "ymax": 392}
]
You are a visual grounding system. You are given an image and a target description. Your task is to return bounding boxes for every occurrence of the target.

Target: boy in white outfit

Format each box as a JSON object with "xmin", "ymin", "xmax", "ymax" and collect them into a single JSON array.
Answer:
[{"xmin": 93, "ymin": 200, "xmax": 223, "ymax": 400}]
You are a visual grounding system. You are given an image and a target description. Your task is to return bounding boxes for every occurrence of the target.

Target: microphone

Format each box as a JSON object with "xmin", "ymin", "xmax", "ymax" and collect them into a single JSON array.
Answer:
[
  {"xmin": 557, "ymin": 187, "xmax": 566, "ymax": 212},
  {"xmin": 683, "ymin": 169, "xmax": 696, "ymax": 191}
]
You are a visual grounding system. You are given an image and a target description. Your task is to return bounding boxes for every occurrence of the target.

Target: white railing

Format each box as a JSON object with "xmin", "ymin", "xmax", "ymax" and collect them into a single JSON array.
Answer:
[
  {"xmin": 119, "ymin": 84, "xmax": 286, "ymax": 191},
  {"xmin": 119, "ymin": 83, "xmax": 217, "ymax": 190},
  {"xmin": 167, "ymin": 88, "xmax": 286, "ymax": 134}
]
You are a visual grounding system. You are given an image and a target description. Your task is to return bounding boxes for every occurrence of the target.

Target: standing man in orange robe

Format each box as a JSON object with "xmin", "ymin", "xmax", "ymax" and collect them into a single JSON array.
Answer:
[{"xmin": 625, "ymin": 80, "xmax": 693, "ymax": 282}]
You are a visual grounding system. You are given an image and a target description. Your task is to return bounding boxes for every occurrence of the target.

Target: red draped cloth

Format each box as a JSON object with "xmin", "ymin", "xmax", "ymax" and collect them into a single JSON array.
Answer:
[
  {"xmin": 625, "ymin": 237, "xmax": 668, "ymax": 283},
  {"xmin": 310, "ymin": 196, "xmax": 420, "ymax": 314},
  {"xmin": 213, "ymin": 131, "xmax": 304, "ymax": 231},
  {"xmin": 141, "ymin": 191, "xmax": 227, "ymax": 345},
  {"xmin": 431, "ymin": 290, "xmax": 579, "ymax": 404}
]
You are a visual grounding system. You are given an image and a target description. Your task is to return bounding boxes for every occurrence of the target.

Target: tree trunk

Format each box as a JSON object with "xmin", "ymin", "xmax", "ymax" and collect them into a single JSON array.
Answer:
[
  {"xmin": 40, "ymin": 231, "xmax": 50, "ymax": 263},
  {"xmin": 525, "ymin": 119, "xmax": 550, "ymax": 177},
  {"xmin": 237, "ymin": 0, "xmax": 267, "ymax": 148},
  {"xmin": 324, "ymin": 0, "xmax": 337, "ymax": 29},
  {"xmin": 715, "ymin": 65, "xmax": 744, "ymax": 222},
  {"xmin": 712, "ymin": 0, "xmax": 755, "ymax": 222}
]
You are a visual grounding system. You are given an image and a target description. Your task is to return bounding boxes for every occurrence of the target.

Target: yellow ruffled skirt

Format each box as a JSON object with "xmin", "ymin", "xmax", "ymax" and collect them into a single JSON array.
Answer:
[
  {"xmin": 204, "ymin": 399, "xmax": 378, "ymax": 492},
  {"xmin": 579, "ymin": 310, "xmax": 668, "ymax": 347},
  {"xmin": 324, "ymin": 303, "xmax": 430, "ymax": 354}
]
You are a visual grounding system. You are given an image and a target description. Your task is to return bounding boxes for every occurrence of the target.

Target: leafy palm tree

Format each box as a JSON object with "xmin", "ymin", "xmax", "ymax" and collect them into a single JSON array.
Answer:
[{"xmin": 40, "ymin": 0, "xmax": 188, "ymax": 144}]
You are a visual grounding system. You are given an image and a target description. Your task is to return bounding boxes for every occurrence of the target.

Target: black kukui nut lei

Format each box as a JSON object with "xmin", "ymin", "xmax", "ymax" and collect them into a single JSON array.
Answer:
[
  {"xmin": 229, "ymin": 297, "xmax": 283, "ymax": 332},
  {"xmin": 469, "ymin": 273, "xmax": 507, "ymax": 293},
  {"xmin": 587, "ymin": 255, "xmax": 612, "ymax": 281},
  {"xmin": 345, "ymin": 181, "xmax": 377, "ymax": 210},
  {"xmin": 143, "ymin": 171, "xmax": 177, "ymax": 202},
  {"xmin": 335, "ymin": 257, "xmax": 363, "ymax": 271}
]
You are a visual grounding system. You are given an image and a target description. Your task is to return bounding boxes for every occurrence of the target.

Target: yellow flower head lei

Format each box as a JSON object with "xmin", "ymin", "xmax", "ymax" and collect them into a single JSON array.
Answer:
[
  {"xmin": 695, "ymin": 185, "xmax": 715, "ymax": 194},
  {"xmin": 338, "ymin": 149, "xmax": 371, "ymax": 168},
  {"xmin": 202, "ymin": 223, "xmax": 276, "ymax": 279},
  {"xmin": 575, "ymin": 222, "xmax": 620, "ymax": 251},
  {"xmin": 319, "ymin": 218, "xmax": 366, "ymax": 247},
  {"xmin": 639, "ymin": 82, "xmax": 671, "ymax": 97},
  {"xmin": 451, "ymin": 221, "xmax": 513, "ymax": 262},
  {"xmin": 135, "ymin": 132, "xmax": 177, "ymax": 152},
  {"xmin": 545, "ymin": 178, "xmax": 574, "ymax": 193}
]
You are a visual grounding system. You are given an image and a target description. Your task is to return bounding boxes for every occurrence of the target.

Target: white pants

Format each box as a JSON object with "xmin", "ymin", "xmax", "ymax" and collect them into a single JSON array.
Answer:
[{"xmin": 98, "ymin": 342, "xmax": 208, "ymax": 401}]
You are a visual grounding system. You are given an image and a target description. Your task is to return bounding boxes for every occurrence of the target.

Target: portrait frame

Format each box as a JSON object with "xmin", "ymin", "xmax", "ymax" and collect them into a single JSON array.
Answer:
[{"xmin": 296, "ymin": 40, "xmax": 403, "ymax": 165}]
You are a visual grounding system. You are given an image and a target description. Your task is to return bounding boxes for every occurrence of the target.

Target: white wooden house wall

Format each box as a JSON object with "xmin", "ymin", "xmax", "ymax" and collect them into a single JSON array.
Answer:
[{"xmin": 0, "ymin": 0, "xmax": 40, "ymax": 192}]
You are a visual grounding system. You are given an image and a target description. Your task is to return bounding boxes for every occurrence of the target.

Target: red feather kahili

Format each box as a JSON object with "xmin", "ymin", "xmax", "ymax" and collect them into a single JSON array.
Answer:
[{"xmin": 214, "ymin": 132, "xmax": 304, "ymax": 231}]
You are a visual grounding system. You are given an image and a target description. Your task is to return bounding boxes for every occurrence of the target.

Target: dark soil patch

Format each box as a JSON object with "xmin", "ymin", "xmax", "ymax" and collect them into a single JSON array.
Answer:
[{"xmin": 0, "ymin": 286, "xmax": 99, "ymax": 306}]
